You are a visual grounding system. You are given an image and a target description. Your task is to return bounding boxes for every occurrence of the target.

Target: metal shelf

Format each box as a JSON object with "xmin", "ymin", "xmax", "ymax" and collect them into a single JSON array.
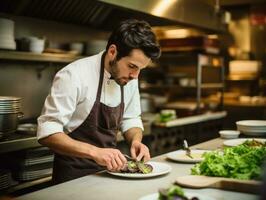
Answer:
[
  {"xmin": 0, "ymin": 133, "xmax": 40, "ymax": 154},
  {"xmin": 0, "ymin": 50, "xmax": 83, "ymax": 63},
  {"xmin": 226, "ymin": 76, "xmax": 259, "ymax": 81},
  {"xmin": 140, "ymin": 83, "xmax": 224, "ymax": 89},
  {"xmin": 7, "ymin": 176, "xmax": 52, "ymax": 194}
]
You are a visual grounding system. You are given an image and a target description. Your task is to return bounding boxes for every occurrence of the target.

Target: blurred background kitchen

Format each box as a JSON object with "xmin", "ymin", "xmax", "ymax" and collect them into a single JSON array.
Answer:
[{"xmin": 0, "ymin": 0, "xmax": 265, "ymax": 197}]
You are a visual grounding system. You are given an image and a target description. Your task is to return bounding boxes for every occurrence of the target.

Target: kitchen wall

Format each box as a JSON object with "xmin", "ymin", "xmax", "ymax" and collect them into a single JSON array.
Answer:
[{"xmin": 0, "ymin": 15, "xmax": 110, "ymax": 120}]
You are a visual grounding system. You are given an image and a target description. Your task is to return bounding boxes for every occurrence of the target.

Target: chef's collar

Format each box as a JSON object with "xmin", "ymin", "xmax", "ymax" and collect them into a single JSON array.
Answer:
[
  {"xmin": 104, "ymin": 69, "xmax": 115, "ymax": 80},
  {"xmin": 101, "ymin": 50, "xmax": 114, "ymax": 80}
]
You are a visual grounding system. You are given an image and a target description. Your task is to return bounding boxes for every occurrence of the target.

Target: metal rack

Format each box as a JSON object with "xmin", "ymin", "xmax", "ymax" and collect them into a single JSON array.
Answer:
[{"xmin": 151, "ymin": 51, "xmax": 225, "ymax": 114}]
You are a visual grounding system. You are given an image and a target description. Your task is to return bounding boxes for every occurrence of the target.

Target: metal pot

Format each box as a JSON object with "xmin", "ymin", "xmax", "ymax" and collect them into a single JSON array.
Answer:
[
  {"xmin": 140, "ymin": 94, "xmax": 155, "ymax": 113},
  {"xmin": 0, "ymin": 112, "xmax": 23, "ymax": 134}
]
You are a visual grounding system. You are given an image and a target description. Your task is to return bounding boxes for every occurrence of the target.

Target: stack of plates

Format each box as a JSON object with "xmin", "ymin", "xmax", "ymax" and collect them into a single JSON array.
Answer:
[
  {"xmin": 0, "ymin": 169, "xmax": 12, "ymax": 190},
  {"xmin": 13, "ymin": 147, "xmax": 54, "ymax": 181},
  {"xmin": 236, "ymin": 120, "xmax": 266, "ymax": 136},
  {"xmin": 0, "ymin": 18, "xmax": 16, "ymax": 50},
  {"xmin": 0, "ymin": 96, "xmax": 21, "ymax": 114},
  {"xmin": 14, "ymin": 164, "xmax": 53, "ymax": 181}
]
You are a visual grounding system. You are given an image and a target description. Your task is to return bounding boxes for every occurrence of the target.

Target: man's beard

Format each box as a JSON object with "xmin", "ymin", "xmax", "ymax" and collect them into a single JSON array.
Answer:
[{"xmin": 109, "ymin": 59, "xmax": 129, "ymax": 86}]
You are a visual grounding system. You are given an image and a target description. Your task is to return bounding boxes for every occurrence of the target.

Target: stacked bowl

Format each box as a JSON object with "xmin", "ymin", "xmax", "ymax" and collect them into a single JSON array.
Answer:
[
  {"xmin": 236, "ymin": 120, "xmax": 266, "ymax": 136},
  {"xmin": 0, "ymin": 18, "xmax": 16, "ymax": 50},
  {"xmin": 0, "ymin": 96, "xmax": 22, "ymax": 135}
]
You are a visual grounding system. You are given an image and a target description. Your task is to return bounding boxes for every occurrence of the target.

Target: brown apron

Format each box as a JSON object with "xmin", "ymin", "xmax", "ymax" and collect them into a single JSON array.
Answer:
[{"xmin": 52, "ymin": 52, "xmax": 124, "ymax": 184}]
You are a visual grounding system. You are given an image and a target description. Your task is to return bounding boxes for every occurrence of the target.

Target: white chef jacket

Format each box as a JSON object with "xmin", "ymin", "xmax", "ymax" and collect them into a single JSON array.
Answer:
[{"xmin": 37, "ymin": 51, "xmax": 143, "ymax": 140}]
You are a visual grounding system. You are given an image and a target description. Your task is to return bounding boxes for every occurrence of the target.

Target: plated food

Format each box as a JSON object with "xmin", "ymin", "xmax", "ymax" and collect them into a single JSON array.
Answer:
[
  {"xmin": 158, "ymin": 185, "xmax": 199, "ymax": 200},
  {"xmin": 219, "ymin": 130, "xmax": 240, "ymax": 139},
  {"xmin": 107, "ymin": 161, "xmax": 171, "ymax": 178},
  {"xmin": 139, "ymin": 185, "xmax": 216, "ymax": 200},
  {"xmin": 120, "ymin": 161, "xmax": 153, "ymax": 174},
  {"xmin": 223, "ymin": 138, "xmax": 266, "ymax": 147},
  {"xmin": 166, "ymin": 150, "xmax": 210, "ymax": 163}
]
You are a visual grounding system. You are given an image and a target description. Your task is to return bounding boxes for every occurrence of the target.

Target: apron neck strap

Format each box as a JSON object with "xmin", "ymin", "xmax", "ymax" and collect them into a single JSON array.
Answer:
[
  {"xmin": 96, "ymin": 52, "xmax": 124, "ymax": 104},
  {"xmin": 96, "ymin": 52, "xmax": 106, "ymax": 102}
]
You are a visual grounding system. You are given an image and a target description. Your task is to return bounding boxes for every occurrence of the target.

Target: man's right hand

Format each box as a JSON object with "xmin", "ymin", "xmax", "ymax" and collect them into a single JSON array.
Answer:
[{"xmin": 91, "ymin": 147, "xmax": 127, "ymax": 172}]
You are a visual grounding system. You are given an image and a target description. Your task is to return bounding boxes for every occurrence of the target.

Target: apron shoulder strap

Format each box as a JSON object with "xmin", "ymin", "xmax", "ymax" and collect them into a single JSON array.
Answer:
[{"xmin": 96, "ymin": 52, "xmax": 106, "ymax": 102}]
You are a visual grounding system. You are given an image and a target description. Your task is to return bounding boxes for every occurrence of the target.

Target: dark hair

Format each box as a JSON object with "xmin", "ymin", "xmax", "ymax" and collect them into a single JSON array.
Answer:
[{"xmin": 106, "ymin": 19, "xmax": 161, "ymax": 61}]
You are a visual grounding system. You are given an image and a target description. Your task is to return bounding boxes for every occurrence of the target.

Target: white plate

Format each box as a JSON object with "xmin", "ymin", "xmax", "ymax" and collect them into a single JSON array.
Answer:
[
  {"xmin": 223, "ymin": 138, "xmax": 266, "ymax": 147},
  {"xmin": 166, "ymin": 150, "xmax": 210, "ymax": 163},
  {"xmin": 107, "ymin": 161, "xmax": 171, "ymax": 178},
  {"xmin": 139, "ymin": 192, "xmax": 216, "ymax": 200}
]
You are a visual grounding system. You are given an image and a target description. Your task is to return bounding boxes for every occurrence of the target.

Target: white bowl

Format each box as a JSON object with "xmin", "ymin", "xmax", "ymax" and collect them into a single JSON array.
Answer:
[
  {"xmin": 219, "ymin": 130, "xmax": 240, "ymax": 139},
  {"xmin": 236, "ymin": 120, "xmax": 266, "ymax": 136}
]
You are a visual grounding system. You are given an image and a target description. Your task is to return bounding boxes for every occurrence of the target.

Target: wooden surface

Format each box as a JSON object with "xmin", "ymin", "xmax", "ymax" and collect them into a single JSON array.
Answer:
[{"xmin": 175, "ymin": 175, "xmax": 260, "ymax": 194}]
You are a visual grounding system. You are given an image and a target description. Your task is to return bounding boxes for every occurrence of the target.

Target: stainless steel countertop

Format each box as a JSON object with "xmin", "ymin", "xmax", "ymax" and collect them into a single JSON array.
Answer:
[
  {"xmin": 17, "ymin": 138, "xmax": 259, "ymax": 200},
  {"xmin": 0, "ymin": 132, "xmax": 40, "ymax": 154}
]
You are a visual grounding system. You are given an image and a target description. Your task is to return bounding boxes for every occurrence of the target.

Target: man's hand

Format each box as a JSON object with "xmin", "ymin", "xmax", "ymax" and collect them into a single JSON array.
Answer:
[
  {"xmin": 91, "ymin": 147, "xmax": 127, "ymax": 172},
  {"xmin": 130, "ymin": 140, "xmax": 150, "ymax": 162}
]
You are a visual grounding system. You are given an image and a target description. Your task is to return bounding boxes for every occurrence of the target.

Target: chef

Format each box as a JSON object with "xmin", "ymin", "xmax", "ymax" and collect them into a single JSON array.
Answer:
[{"xmin": 37, "ymin": 19, "xmax": 161, "ymax": 184}]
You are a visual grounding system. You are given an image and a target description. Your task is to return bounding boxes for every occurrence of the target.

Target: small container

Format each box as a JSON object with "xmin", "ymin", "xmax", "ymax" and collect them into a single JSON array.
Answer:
[
  {"xmin": 159, "ymin": 109, "xmax": 177, "ymax": 122},
  {"xmin": 219, "ymin": 130, "xmax": 240, "ymax": 139}
]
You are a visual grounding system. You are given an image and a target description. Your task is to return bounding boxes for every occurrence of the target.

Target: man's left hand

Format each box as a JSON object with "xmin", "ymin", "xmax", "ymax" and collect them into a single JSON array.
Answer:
[{"xmin": 130, "ymin": 140, "xmax": 150, "ymax": 162}]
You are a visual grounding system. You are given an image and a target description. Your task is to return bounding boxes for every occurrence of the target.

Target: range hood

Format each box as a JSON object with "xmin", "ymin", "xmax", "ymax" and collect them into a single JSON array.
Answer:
[{"xmin": 0, "ymin": 0, "xmax": 226, "ymax": 32}]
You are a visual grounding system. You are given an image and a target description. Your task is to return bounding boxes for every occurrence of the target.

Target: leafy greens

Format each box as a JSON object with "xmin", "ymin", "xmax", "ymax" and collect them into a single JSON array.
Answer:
[{"xmin": 191, "ymin": 141, "xmax": 266, "ymax": 180}]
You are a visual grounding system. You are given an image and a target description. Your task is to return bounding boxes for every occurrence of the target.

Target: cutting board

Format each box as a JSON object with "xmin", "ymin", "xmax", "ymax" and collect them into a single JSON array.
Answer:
[{"xmin": 175, "ymin": 175, "xmax": 261, "ymax": 194}]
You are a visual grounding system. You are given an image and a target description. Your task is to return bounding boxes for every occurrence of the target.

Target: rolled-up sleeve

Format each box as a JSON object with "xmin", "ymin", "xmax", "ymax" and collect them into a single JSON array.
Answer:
[
  {"xmin": 37, "ymin": 67, "xmax": 79, "ymax": 140},
  {"xmin": 120, "ymin": 81, "xmax": 143, "ymax": 133}
]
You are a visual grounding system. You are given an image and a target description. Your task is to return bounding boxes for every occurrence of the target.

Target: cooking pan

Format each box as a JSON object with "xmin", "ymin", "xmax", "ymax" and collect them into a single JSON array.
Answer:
[{"xmin": 0, "ymin": 112, "xmax": 23, "ymax": 133}]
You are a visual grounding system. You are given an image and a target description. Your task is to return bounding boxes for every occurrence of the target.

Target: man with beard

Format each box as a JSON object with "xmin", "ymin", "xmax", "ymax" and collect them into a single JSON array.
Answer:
[{"xmin": 37, "ymin": 19, "xmax": 161, "ymax": 184}]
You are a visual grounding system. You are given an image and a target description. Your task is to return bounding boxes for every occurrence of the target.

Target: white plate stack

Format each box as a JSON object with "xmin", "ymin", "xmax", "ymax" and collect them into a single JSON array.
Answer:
[
  {"xmin": 13, "ymin": 147, "xmax": 54, "ymax": 181},
  {"xmin": 0, "ymin": 18, "xmax": 16, "ymax": 50},
  {"xmin": 0, "ymin": 169, "xmax": 12, "ymax": 190},
  {"xmin": 0, "ymin": 96, "xmax": 21, "ymax": 114},
  {"xmin": 236, "ymin": 120, "xmax": 266, "ymax": 136}
]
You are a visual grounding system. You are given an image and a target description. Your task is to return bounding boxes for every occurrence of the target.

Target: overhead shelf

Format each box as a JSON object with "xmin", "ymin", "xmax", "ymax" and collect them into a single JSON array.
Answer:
[
  {"xmin": 0, "ymin": 51, "xmax": 83, "ymax": 63},
  {"xmin": 140, "ymin": 83, "xmax": 224, "ymax": 90},
  {"xmin": 0, "ymin": 133, "xmax": 40, "ymax": 154}
]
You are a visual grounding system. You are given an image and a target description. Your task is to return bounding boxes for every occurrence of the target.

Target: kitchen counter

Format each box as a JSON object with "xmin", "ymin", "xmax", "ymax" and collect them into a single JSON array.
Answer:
[
  {"xmin": 154, "ymin": 111, "xmax": 227, "ymax": 127},
  {"xmin": 17, "ymin": 138, "xmax": 259, "ymax": 200},
  {"xmin": 0, "ymin": 132, "xmax": 40, "ymax": 154}
]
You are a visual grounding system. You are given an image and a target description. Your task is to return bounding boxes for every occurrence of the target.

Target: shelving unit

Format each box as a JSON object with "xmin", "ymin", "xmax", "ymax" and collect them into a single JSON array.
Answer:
[
  {"xmin": 0, "ymin": 50, "xmax": 84, "ymax": 194},
  {"xmin": 143, "ymin": 51, "xmax": 225, "ymax": 114}
]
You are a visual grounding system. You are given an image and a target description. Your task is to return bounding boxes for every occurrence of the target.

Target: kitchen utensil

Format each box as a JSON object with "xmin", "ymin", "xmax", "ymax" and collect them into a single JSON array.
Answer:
[
  {"xmin": 123, "ymin": 154, "xmax": 135, "ymax": 161},
  {"xmin": 0, "ymin": 96, "xmax": 23, "ymax": 133},
  {"xmin": 175, "ymin": 175, "xmax": 260, "ymax": 194},
  {"xmin": 69, "ymin": 42, "xmax": 84, "ymax": 55},
  {"xmin": 28, "ymin": 37, "xmax": 45, "ymax": 53},
  {"xmin": 140, "ymin": 93, "xmax": 155, "ymax": 113},
  {"xmin": 0, "ymin": 18, "xmax": 16, "ymax": 50},
  {"xmin": 0, "ymin": 112, "xmax": 23, "ymax": 133},
  {"xmin": 236, "ymin": 120, "xmax": 266, "ymax": 136},
  {"xmin": 183, "ymin": 140, "xmax": 193, "ymax": 159},
  {"xmin": 219, "ymin": 130, "xmax": 240, "ymax": 139}
]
